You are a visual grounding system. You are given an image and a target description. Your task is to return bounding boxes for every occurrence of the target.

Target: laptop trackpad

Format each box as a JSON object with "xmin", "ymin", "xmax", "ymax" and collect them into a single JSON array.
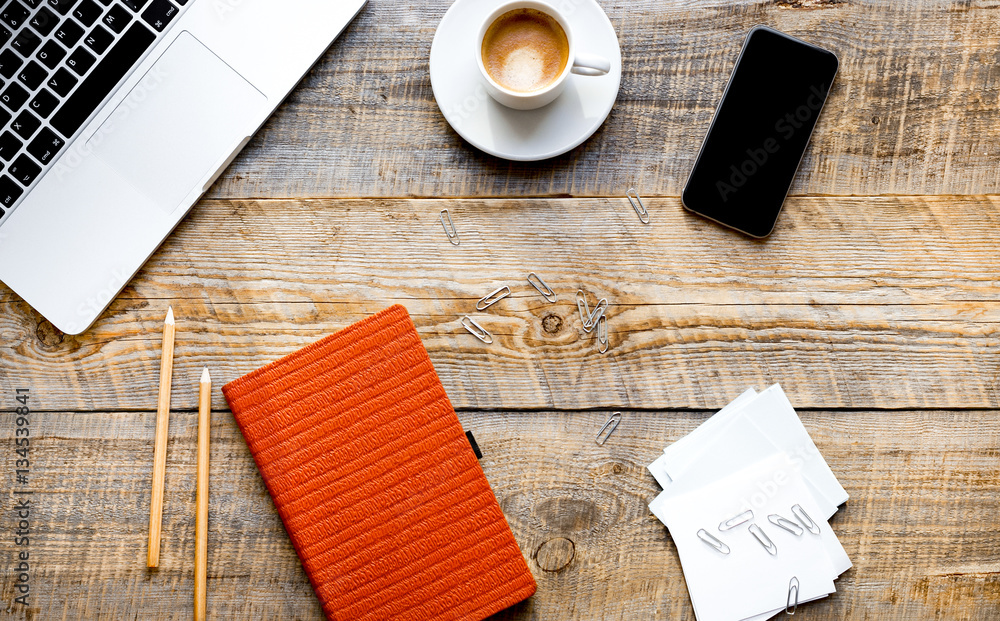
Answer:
[{"xmin": 90, "ymin": 31, "xmax": 266, "ymax": 214}]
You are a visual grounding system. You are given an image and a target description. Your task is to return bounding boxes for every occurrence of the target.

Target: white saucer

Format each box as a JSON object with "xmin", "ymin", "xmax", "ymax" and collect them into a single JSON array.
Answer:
[{"xmin": 430, "ymin": 0, "xmax": 622, "ymax": 161}]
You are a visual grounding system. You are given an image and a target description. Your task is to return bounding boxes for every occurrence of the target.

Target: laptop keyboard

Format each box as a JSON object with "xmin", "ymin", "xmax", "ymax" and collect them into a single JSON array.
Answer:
[{"xmin": 0, "ymin": 0, "xmax": 190, "ymax": 222}]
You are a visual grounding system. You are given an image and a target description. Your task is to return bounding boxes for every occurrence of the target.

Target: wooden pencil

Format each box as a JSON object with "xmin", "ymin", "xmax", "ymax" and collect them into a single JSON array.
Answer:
[
  {"xmin": 147, "ymin": 307, "xmax": 175, "ymax": 569},
  {"xmin": 195, "ymin": 367, "xmax": 211, "ymax": 621}
]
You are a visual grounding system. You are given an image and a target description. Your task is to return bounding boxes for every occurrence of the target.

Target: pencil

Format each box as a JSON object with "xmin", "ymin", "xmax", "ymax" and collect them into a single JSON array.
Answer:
[
  {"xmin": 148, "ymin": 307, "xmax": 176, "ymax": 568},
  {"xmin": 195, "ymin": 368, "xmax": 211, "ymax": 621}
]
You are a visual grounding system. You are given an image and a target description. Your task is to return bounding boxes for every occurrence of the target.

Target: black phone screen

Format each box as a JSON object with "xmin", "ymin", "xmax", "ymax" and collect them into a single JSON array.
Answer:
[{"xmin": 682, "ymin": 27, "xmax": 839, "ymax": 238}]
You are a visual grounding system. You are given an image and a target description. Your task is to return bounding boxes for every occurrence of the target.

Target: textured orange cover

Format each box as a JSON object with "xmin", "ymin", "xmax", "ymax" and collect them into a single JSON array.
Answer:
[{"xmin": 222, "ymin": 305, "xmax": 536, "ymax": 621}]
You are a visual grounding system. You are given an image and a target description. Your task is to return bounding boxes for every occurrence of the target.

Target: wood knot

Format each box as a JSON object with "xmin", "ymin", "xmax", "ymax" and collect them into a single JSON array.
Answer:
[
  {"xmin": 541, "ymin": 314, "xmax": 563, "ymax": 334},
  {"xmin": 35, "ymin": 319, "xmax": 64, "ymax": 349},
  {"xmin": 612, "ymin": 463, "xmax": 625, "ymax": 475},
  {"xmin": 871, "ymin": 115, "xmax": 880, "ymax": 124},
  {"xmin": 535, "ymin": 537, "xmax": 575, "ymax": 572}
]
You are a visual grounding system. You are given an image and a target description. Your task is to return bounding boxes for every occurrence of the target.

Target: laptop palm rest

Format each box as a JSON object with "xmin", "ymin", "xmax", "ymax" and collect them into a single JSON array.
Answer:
[{"xmin": 89, "ymin": 31, "xmax": 266, "ymax": 214}]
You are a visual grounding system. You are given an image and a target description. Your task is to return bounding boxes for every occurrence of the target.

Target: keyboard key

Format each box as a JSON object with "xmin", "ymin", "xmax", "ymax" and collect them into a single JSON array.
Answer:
[
  {"xmin": 140, "ymin": 0, "xmax": 175, "ymax": 32},
  {"xmin": 51, "ymin": 22, "xmax": 154, "ymax": 137},
  {"xmin": 54, "ymin": 17, "xmax": 84, "ymax": 46},
  {"xmin": 85, "ymin": 23, "xmax": 113, "ymax": 53},
  {"xmin": 0, "ymin": 48, "xmax": 23, "ymax": 79},
  {"xmin": 9, "ymin": 153, "xmax": 41, "ymax": 185},
  {"xmin": 47, "ymin": 66, "xmax": 77, "ymax": 95},
  {"xmin": 0, "ymin": 175, "xmax": 23, "ymax": 206},
  {"xmin": 17, "ymin": 60, "xmax": 47, "ymax": 90},
  {"xmin": 0, "ymin": 81, "xmax": 29, "ymax": 111},
  {"xmin": 37, "ymin": 39, "xmax": 67, "ymax": 69},
  {"xmin": 29, "ymin": 5, "xmax": 59, "ymax": 36},
  {"xmin": 11, "ymin": 110, "xmax": 40, "ymax": 140},
  {"xmin": 0, "ymin": 25, "xmax": 11, "ymax": 47},
  {"xmin": 1, "ymin": 1, "xmax": 31, "ymax": 29},
  {"xmin": 122, "ymin": 0, "xmax": 147, "ymax": 10},
  {"xmin": 47, "ymin": 0, "xmax": 77, "ymax": 15},
  {"xmin": 11, "ymin": 29, "xmax": 41, "ymax": 56},
  {"xmin": 102, "ymin": 3, "xmax": 128, "ymax": 32},
  {"xmin": 27, "ymin": 126, "xmax": 63, "ymax": 163},
  {"xmin": 0, "ymin": 108, "xmax": 11, "ymax": 128},
  {"xmin": 0, "ymin": 131, "xmax": 22, "ymax": 160},
  {"xmin": 67, "ymin": 46, "xmax": 95, "ymax": 75},
  {"xmin": 23, "ymin": 0, "xmax": 41, "ymax": 6},
  {"xmin": 73, "ymin": 0, "xmax": 102, "ymax": 26},
  {"xmin": 29, "ymin": 87, "xmax": 57, "ymax": 117}
]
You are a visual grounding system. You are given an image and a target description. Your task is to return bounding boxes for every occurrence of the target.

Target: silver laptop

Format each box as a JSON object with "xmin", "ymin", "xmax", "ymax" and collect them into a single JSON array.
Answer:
[{"xmin": 0, "ymin": 0, "xmax": 366, "ymax": 334}]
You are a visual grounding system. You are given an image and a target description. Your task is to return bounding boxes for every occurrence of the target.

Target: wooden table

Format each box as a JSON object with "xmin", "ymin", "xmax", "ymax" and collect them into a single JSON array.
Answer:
[{"xmin": 2, "ymin": 0, "xmax": 999, "ymax": 618}]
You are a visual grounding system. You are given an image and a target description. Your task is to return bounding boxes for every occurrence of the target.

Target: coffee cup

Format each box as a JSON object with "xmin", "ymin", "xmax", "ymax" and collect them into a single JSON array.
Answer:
[{"xmin": 476, "ymin": 0, "xmax": 611, "ymax": 111}]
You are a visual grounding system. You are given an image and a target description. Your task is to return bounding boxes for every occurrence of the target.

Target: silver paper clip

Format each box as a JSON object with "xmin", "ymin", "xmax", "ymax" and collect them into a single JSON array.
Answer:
[
  {"xmin": 718, "ymin": 510, "xmax": 753, "ymax": 531},
  {"xmin": 597, "ymin": 314, "xmax": 609, "ymax": 354},
  {"xmin": 697, "ymin": 529, "xmax": 731, "ymax": 555},
  {"xmin": 791, "ymin": 504, "xmax": 821, "ymax": 535},
  {"xmin": 768, "ymin": 514, "xmax": 804, "ymax": 536},
  {"xmin": 627, "ymin": 188, "xmax": 650, "ymax": 224},
  {"xmin": 527, "ymin": 273, "xmax": 557, "ymax": 303},
  {"xmin": 576, "ymin": 290, "xmax": 591, "ymax": 326},
  {"xmin": 440, "ymin": 209, "xmax": 460, "ymax": 245},
  {"xmin": 583, "ymin": 298, "xmax": 608, "ymax": 333},
  {"xmin": 476, "ymin": 285, "xmax": 511, "ymax": 310},
  {"xmin": 595, "ymin": 412, "xmax": 622, "ymax": 446},
  {"xmin": 748, "ymin": 523, "xmax": 778, "ymax": 555},
  {"xmin": 461, "ymin": 316, "xmax": 493, "ymax": 344},
  {"xmin": 786, "ymin": 577, "xmax": 799, "ymax": 615}
]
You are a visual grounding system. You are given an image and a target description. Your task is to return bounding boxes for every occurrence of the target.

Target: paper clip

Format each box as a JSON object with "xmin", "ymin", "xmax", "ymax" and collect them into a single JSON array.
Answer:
[
  {"xmin": 440, "ymin": 209, "xmax": 460, "ymax": 246},
  {"xmin": 576, "ymin": 290, "xmax": 591, "ymax": 326},
  {"xmin": 697, "ymin": 529, "xmax": 731, "ymax": 555},
  {"xmin": 718, "ymin": 510, "xmax": 753, "ymax": 531},
  {"xmin": 768, "ymin": 514, "xmax": 804, "ymax": 536},
  {"xmin": 583, "ymin": 298, "xmax": 608, "ymax": 333},
  {"xmin": 595, "ymin": 412, "xmax": 622, "ymax": 446},
  {"xmin": 748, "ymin": 523, "xmax": 778, "ymax": 555},
  {"xmin": 461, "ymin": 316, "xmax": 493, "ymax": 344},
  {"xmin": 527, "ymin": 273, "xmax": 557, "ymax": 303},
  {"xmin": 786, "ymin": 577, "xmax": 799, "ymax": 615},
  {"xmin": 627, "ymin": 188, "xmax": 650, "ymax": 224},
  {"xmin": 476, "ymin": 285, "xmax": 511, "ymax": 310},
  {"xmin": 597, "ymin": 315, "xmax": 609, "ymax": 354},
  {"xmin": 791, "ymin": 504, "xmax": 820, "ymax": 535}
]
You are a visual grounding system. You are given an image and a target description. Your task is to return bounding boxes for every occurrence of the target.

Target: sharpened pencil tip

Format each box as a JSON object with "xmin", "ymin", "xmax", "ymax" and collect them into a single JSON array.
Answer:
[
  {"xmin": 201, "ymin": 367, "xmax": 211, "ymax": 383},
  {"xmin": 165, "ymin": 307, "xmax": 174, "ymax": 325}
]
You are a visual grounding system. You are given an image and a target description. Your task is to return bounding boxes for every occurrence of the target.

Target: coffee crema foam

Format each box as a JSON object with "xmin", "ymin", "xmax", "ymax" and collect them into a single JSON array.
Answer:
[{"xmin": 482, "ymin": 8, "xmax": 569, "ymax": 93}]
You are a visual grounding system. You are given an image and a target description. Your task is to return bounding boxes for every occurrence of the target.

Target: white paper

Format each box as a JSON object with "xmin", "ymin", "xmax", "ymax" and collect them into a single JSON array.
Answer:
[
  {"xmin": 648, "ymin": 388, "xmax": 758, "ymax": 488},
  {"xmin": 662, "ymin": 385, "xmax": 848, "ymax": 510},
  {"xmin": 652, "ymin": 455, "xmax": 838, "ymax": 621}
]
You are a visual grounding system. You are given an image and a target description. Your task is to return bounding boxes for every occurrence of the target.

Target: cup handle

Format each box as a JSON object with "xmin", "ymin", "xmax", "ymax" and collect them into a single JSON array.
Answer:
[{"xmin": 571, "ymin": 53, "xmax": 611, "ymax": 76}]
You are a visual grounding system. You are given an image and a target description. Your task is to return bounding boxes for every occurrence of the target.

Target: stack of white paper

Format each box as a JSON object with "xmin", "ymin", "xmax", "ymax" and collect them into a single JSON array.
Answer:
[{"xmin": 648, "ymin": 385, "xmax": 851, "ymax": 621}]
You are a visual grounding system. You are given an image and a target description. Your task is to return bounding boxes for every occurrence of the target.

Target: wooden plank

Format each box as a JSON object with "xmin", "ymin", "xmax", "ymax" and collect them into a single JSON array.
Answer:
[
  {"xmin": 0, "ymin": 197, "xmax": 1000, "ymax": 410},
  {"xmin": 1, "ymin": 408, "xmax": 997, "ymax": 619},
  {"xmin": 206, "ymin": 0, "xmax": 1000, "ymax": 199},
  {"xmin": 1, "ymin": 196, "xmax": 998, "ymax": 412}
]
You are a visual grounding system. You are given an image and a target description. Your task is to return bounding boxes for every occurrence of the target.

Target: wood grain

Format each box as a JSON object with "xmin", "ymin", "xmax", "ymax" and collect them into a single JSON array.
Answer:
[
  {"xmin": 1, "ymin": 196, "xmax": 997, "ymax": 412},
  {"xmin": 206, "ymin": 0, "xmax": 1000, "ymax": 199},
  {"xmin": 1, "ymin": 407, "xmax": 997, "ymax": 620}
]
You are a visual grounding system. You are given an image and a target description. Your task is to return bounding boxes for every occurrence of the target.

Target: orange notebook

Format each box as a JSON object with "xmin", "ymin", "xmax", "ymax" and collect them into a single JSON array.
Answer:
[{"xmin": 222, "ymin": 305, "xmax": 536, "ymax": 621}]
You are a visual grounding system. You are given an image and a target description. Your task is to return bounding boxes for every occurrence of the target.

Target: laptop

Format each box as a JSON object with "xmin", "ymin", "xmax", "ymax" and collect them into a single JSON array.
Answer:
[{"xmin": 0, "ymin": 0, "xmax": 367, "ymax": 334}]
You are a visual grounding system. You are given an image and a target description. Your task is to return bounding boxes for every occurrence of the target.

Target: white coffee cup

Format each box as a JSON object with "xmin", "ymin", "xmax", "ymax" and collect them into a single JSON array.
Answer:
[{"xmin": 476, "ymin": 0, "xmax": 611, "ymax": 111}]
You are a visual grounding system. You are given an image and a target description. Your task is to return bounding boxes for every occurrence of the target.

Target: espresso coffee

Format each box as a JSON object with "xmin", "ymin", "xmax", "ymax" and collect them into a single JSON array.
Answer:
[{"xmin": 481, "ymin": 8, "xmax": 569, "ymax": 93}]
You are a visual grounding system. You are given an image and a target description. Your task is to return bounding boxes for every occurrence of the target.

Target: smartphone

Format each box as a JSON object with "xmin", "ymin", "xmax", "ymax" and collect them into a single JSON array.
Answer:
[{"xmin": 682, "ymin": 26, "xmax": 839, "ymax": 238}]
